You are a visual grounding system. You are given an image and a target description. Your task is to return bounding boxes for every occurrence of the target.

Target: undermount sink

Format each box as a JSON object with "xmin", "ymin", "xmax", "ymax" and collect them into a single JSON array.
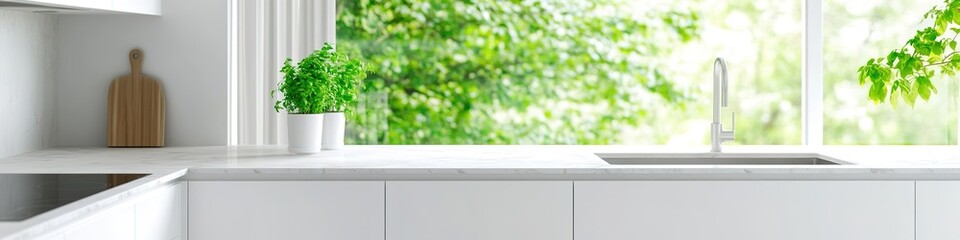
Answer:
[{"xmin": 596, "ymin": 153, "xmax": 851, "ymax": 165}]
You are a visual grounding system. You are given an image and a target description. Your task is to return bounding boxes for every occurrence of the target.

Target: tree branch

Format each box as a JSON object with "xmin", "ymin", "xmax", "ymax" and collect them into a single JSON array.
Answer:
[{"xmin": 922, "ymin": 51, "xmax": 959, "ymax": 67}]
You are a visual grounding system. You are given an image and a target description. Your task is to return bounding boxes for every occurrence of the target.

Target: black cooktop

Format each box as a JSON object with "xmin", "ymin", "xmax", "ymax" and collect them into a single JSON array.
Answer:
[{"xmin": 0, "ymin": 174, "xmax": 148, "ymax": 221}]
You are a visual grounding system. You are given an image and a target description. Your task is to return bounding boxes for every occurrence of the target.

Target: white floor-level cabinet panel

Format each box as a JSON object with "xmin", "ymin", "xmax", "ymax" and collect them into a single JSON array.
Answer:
[
  {"xmin": 574, "ymin": 181, "xmax": 914, "ymax": 240},
  {"xmin": 189, "ymin": 181, "xmax": 385, "ymax": 240},
  {"xmin": 35, "ymin": 234, "xmax": 65, "ymax": 240},
  {"xmin": 135, "ymin": 181, "xmax": 186, "ymax": 240},
  {"xmin": 917, "ymin": 181, "xmax": 960, "ymax": 240},
  {"xmin": 60, "ymin": 181, "xmax": 184, "ymax": 240},
  {"xmin": 386, "ymin": 181, "xmax": 572, "ymax": 240},
  {"xmin": 63, "ymin": 204, "xmax": 136, "ymax": 240}
]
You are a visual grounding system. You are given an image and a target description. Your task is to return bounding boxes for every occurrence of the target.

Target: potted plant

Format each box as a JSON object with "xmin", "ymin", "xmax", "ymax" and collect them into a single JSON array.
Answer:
[
  {"xmin": 273, "ymin": 43, "xmax": 367, "ymax": 153},
  {"xmin": 317, "ymin": 43, "xmax": 368, "ymax": 150}
]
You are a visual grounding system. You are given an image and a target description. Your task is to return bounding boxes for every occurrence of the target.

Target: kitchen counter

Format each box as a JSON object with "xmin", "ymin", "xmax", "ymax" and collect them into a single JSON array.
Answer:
[
  {"xmin": 2, "ymin": 145, "xmax": 960, "ymax": 179},
  {"xmin": 3, "ymin": 145, "xmax": 960, "ymax": 240}
]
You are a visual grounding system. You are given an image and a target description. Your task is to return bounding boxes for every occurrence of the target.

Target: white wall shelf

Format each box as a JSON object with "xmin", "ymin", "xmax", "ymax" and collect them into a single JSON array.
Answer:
[{"xmin": 0, "ymin": 0, "xmax": 160, "ymax": 16}]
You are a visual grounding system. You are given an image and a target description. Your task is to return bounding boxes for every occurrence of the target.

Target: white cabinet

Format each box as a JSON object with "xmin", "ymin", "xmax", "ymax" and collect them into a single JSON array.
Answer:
[
  {"xmin": 135, "ymin": 182, "xmax": 186, "ymax": 240},
  {"xmin": 35, "ymin": 234, "xmax": 65, "ymax": 240},
  {"xmin": 917, "ymin": 181, "xmax": 960, "ymax": 240},
  {"xmin": 110, "ymin": 0, "xmax": 160, "ymax": 15},
  {"xmin": 1, "ymin": 0, "xmax": 160, "ymax": 15},
  {"xmin": 188, "ymin": 181, "xmax": 385, "ymax": 240},
  {"xmin": 574, "ymin": 181, "xmax": 914, "ymax": 240},
  {"xmin": 385, "ymin": 181, "xmax": 572, "ymax": 240},
  {"xmin": 20, "ymin": 0, "xmax": 112, "ymax": 10},
  {"xmin": 50, "ymin": 181, "xmax": 184, "ymax": 240},
  {"xmin": 63, "ymin": 204, "xmax": 136, "ymax": 240}
]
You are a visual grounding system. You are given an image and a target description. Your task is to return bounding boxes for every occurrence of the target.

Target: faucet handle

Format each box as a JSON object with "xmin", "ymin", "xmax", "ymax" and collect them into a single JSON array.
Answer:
[
  {"xmin": 722, "ymin": 112, "xmax": 736, "ymax": 141},
  {"xmin": 730, "ymin": 112, "xmax": 735, "ymax": 133}
]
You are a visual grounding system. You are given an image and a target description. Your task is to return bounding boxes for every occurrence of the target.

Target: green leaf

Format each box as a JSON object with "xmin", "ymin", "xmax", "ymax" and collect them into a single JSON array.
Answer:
[
  {"xmin": 903, "ymin": 85, "xmax": 918, "ymax": 107},
  {"xmin": 917, "ymin": 78, "xmax": 932, "ymax": 101},
  {"xmin": 917, "ymin": 75, "xmax": 939, "ymax": 100},
  {"xmin": 886, "ymin": 51, "xmax": 899, "ymax": 66},
  {"xmin": 869, "ymin": 81, "xmax": 887, "ymax": 103},
  {"xmin": 933, "ymin": 43, "xmax": 945, "ymax": 55},
  {"xmin": 857, "ymin": 65, "xmax": 869, "ymax": 85},
  {"xmin": 954, "ymin": 12, "xmax": 960, "ymax": 24},
  {"xmin": 936, "ymin": 17, "xmax": 948, "ymax": 34},
  {"xmin": 890, "ymin": 84, "xmax": 901, "ymax": 108},
  {"xmin": 901, "ymin": 57, "xmax": 916, "ymax": 78}
]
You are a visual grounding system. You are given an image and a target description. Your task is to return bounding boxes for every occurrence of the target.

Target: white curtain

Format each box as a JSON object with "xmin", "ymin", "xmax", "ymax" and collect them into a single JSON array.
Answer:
[{"xmin": 230, "ymin": 0, "xmax": 336, "ymax": 145}]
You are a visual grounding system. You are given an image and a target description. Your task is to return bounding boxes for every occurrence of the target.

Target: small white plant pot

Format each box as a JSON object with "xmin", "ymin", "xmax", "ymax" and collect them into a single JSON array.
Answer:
[
  {"xmin": 287, "ymin": 113, "xmax": 324, "ymax": 154},
  {"xmin": 322, "ymin": 112, "xmax": 346, "ymax": 150}
]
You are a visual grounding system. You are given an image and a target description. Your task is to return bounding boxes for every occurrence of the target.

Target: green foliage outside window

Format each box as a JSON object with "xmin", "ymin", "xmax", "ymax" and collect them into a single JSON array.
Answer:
[
  {"xmin": 337, "ymin": 0, "xmax": 699, "ymax": 144},
  {"xmin": 858, "ymin": 0, "xmax": 960, "ymax": 107},
  {"xmin": 334, "ymin": 0, "xmax": 956, "ymax": 145}
]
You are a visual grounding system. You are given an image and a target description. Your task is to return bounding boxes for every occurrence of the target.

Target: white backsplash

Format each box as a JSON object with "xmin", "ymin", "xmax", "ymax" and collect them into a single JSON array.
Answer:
[
  {"xmin": 0, "ymin": 10, "xmax": 57, "ymax": 159},
  {"xmin": 56, "ymin": 0, "xmax": 229, "ymax": 147}
]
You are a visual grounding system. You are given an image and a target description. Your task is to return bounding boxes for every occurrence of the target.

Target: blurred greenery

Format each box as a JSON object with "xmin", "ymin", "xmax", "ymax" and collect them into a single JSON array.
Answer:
[
  {"xmin": 335, "ymin": 0, "xmax": 956, "ymax": 145},
  {"xmin": 338, "ymin": 0, "xmax": 699, "ymax": 144}
]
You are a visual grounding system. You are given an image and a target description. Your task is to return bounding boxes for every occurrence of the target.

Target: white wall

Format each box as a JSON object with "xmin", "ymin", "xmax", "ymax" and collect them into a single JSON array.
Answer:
[
  {"xmin": 0, "ymin": 10, "xmax": 58, "ymax": 158},
  {"xmin": 57, "ymin": 0, "xmax": 228, "ymax": 147}
]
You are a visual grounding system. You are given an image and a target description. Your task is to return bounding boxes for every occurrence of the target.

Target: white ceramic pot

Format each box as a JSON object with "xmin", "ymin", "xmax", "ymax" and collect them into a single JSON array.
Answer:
[
  {"xmin": 322, "ymin": 112, "xmax": 345, "ymax": 150},
  {"xmin": 287, "ymin": 113, "xmax": 324, "ymax": 154}
]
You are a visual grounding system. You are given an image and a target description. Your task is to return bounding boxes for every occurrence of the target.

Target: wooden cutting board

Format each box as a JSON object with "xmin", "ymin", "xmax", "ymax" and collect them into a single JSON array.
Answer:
[{"xmin": 107, "ymin": 49, "xmax": 166, "ymax": 147}]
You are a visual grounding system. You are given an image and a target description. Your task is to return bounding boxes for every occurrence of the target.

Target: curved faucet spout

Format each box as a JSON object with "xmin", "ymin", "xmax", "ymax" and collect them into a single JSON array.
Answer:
[
  {"xmin": 714, "ymin": 58, "xmax": 728, "ymax": 107},
  {"xmin": 711, "ymin": 57, "xmax": 735, "ymax": 152},
  {"xmin": 712, "ymin": 58, "xmax": 728, "ymax": 123}
]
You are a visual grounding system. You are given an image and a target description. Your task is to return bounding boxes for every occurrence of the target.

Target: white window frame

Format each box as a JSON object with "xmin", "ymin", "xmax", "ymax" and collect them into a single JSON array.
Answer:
[{"xmin": 803, "ymin": 0, "xmax": 824, "ymax": 146}]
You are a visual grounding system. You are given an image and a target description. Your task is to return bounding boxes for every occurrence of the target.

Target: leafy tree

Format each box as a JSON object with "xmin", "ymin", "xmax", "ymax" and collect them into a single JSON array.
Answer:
[
  {"xmin": 858, "ymin": 0, "xmax": 960, "ymax": 107},
  {"xmin": 824, "ymin": 0, "xmax": 957, "ymax": 145},
  {"xmin": 337, "ymin": 0, "xmax": 699, "ymax": 144}
]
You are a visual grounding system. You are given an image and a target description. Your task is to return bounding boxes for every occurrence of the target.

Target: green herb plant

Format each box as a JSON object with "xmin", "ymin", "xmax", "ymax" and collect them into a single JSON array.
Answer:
[
  {"xmin": 858, "ymin": 0, "xmax": 960, "ymax": 107},
  {"xmin": 274, "ymin": 42, "xmax": 369, "ymax": 114}
]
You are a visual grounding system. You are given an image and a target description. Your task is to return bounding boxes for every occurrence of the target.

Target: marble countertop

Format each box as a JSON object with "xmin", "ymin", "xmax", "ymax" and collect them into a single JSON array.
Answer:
[
  {"xmin": 3, "ymin": 145, "xmax": 960, "ymax": 240},
  {"xmin": 1, "ymin": 145, "xmax": 960, "ymax": 179}
]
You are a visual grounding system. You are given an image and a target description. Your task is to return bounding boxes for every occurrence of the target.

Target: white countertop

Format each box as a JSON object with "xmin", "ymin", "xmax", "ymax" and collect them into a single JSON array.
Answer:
[
  {"xmin": 3, "ymin": 145, "xmax": 960, "ymax": 178},
  {"xmin": 3, "ymin": 145, "xmax": 960, "ymax": 240}
]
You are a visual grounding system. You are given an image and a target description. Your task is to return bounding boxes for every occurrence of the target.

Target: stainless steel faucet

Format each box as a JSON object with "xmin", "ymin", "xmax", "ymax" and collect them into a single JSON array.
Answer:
[{"xmin": 711, "ymin": 57, "xmax": 735, "ymax": 152}]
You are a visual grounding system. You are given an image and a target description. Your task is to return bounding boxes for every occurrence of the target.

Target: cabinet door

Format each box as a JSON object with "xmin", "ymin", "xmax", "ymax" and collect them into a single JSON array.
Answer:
[
  {"xmin": 189, "ymin": 181, "xmax": 385, "ymax": 240},
  {"xmin": 112, "ymin": 0, "xmax": 161, "ymax": 15},
  {"xmin": 25, "ymin": 0, "xmax": 112, "ymax": 10},
  {"xmin": 575, "ymin": 181, "xmax": 914, "ymax": 240},
  {"xmin": 35, "ymin": 234, "xmax": 65, "ymax": 240},
  {"xmin": 135, "ymin": 182, "xmax": 185, "ymax": 240},
  {"xmin": 63, "ymin": 204, "xmax": 136, "ymax": 240},
  {"xmin": 917, "ymin": 181, "xmax": 960, "ymax": 240},
  {"xmin": 386, "ymin": 181, "xmax": 572, "ymax": 240}
]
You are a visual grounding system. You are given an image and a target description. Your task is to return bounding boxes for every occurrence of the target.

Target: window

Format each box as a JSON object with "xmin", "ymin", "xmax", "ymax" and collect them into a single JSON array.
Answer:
[
  {"xmin": 231, "ymin": 0, "xmax": 960, "ymax": 146},
  {"xmin": 336, "ymin": 0, "xmax": 803, "ymax": 144}
]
